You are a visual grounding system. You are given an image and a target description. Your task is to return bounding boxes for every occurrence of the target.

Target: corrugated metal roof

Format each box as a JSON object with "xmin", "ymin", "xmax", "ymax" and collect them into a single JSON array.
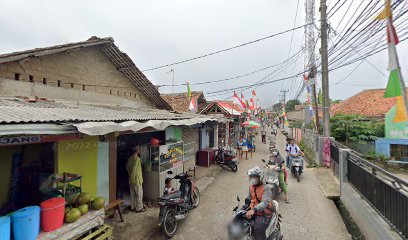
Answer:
[{"xmin": 0, "ymin": 98, "xmax": 211, "ymax": 124}]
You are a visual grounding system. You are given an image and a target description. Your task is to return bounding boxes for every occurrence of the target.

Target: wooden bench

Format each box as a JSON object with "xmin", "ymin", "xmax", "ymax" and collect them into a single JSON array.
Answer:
[{"xmin": 104, "ymin": 199, "xmax": 124, "ymax": 222}]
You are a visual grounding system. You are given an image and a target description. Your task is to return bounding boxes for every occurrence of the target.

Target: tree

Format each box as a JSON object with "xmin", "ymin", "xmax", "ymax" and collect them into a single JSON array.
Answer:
[
  {"xmin": 330, "ymin": 114, "xmax": 385, "ymax": 144},
  {"xmin": 285, "ymin": 99, "xmax": 301, "ymax": 111},
  {"xmin": 272, "ymin": 102, "xmax": 282, "ymax": 112}
]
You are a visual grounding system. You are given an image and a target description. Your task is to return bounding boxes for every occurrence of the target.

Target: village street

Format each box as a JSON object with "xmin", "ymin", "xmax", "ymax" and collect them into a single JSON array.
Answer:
[{"xmin": 112, "ymin": 128, "xmax": 350, "ymax": 240}]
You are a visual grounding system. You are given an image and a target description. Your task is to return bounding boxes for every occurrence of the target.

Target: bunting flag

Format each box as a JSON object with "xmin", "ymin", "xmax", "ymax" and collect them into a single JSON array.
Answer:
[
  {"xmin": 376, "ymin": 0, "xmax": 407, "ymax": 122},
  {"xmin": 186, "ymin": 82, "xmax": 192, "ymax": 98},
  {"xmin": 252, "ymin": 90, "xmax": 257, "ymax": 96},
  {"xmin": 234, "ymin": 91, "xmax": 246, "ymax": 109}
]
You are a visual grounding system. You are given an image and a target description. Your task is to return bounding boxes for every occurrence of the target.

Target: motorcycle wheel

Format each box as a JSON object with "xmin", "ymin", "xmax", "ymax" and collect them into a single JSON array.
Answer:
[
  {"xmin": 192, "ymin": 187, "xmax": 200, "ymax": 208},
  {"xmin": 162, "ymin": 208, "xmax": 178, "ymax": 238},
  {"xmin": 230, "ymin": 163, "xmax": 238, "ymax": 172},
  {"xmin": 296, "ymin": 171, "xmax": 300, "ymax": 182}
]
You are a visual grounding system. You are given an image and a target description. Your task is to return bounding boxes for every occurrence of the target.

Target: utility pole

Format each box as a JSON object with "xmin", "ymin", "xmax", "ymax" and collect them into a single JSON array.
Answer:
[
  {"xmin": 320, "ymin": 0, "xmax": 330, "ymax": 137},
  {"xmin": 280, "ymin": 90, "xmax": 289, "ymax": 107},
  {"xmin": 167, "ymin": 69, "xmax": 175, "ymax": 93},
  {"xmin": 305, "ymin": 0, "xmax": 320, "ymax": 134}
]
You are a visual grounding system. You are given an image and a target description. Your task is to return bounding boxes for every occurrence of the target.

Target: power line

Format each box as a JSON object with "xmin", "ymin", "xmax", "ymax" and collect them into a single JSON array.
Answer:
[{"xmin": 141, "ymin": 23, "xmax": 313, "ymax": 72}]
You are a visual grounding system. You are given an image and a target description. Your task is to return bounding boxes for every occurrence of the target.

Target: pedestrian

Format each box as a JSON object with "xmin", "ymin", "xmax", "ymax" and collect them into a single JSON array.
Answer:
[
  {"xmin": 126, "ymin": 145, "xmax": 146, "ymax": 212},
  {"xmin": 261, "ymin": 127, "xmax": 266, "ymax": 144},
  {"xmin": 247, "ymin": 133, "xmax": 254, "ymax": 160},
  {"xmin": 241, "ymin": 135, "xmax": 249, "ymax": 160},
  {"xmin": 237, "ymin": 137, "xmax": 243, "ymax": 160}
]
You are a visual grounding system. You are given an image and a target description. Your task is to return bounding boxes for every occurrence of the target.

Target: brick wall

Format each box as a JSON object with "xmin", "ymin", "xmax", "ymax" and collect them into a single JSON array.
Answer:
[{"xmin": 0, "ymin": 47, "xmax": 152, "ymax": 105}]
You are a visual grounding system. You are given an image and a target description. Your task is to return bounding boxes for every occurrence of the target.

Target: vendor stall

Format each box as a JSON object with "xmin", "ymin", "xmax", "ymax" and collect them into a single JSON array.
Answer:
[{"xmin": 143, "ymin": 141, "xmax": 184, "ymax": 200}]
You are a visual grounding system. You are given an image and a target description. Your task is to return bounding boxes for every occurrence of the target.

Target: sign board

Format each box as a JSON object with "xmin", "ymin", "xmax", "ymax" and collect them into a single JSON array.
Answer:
[{"xmin": 0, "ymin": 134, "xmax": 81, "ymax": 147}]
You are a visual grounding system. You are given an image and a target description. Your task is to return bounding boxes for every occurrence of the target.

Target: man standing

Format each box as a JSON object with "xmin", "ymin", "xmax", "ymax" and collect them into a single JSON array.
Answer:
[
  {"xmin": 261, "ymin": 127, "xmax": 266, "ymax": 144},
  {"xmin": 127, "ymin": 145, "xmax": 146, "ymax": 212}
]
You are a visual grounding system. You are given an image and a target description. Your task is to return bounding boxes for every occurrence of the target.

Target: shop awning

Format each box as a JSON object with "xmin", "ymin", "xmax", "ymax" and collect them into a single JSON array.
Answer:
[
  {"xmin": 74, "ymin": 117, "xmax": 222, "ymax": 136},
  {"xmin": 0, "ymin": 123, "xmax": 77, "ymax": 135}
]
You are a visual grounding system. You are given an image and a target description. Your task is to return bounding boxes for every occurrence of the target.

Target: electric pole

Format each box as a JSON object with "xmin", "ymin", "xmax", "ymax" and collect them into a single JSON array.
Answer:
[
  {"xmin": 280, "ymin": 90, "xmax": 289, "ymax": 107},
  {"xmin": 320, "ymin": 0, "xmax": 330, "ymax": 137}
]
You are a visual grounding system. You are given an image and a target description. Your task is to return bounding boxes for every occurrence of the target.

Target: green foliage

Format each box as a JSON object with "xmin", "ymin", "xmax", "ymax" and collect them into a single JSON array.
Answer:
[
  {"xmin": 285, "ymin": 99, "xmax": 302, "ymax": 111},
  {"xmin": 299, "ymin": 139, "xmax": 318, "ymax": 168},
  {"xmin": 291, "ymin": 120, "xmax": 304, "ymax": 129},
  {"xmin": 272, "ymin": 102, "xmax": 282, "ymax": 112},
  {"xmin": 331, "ymin": 99, "xmax": 342, "ymax": 105},
  {"xmin": 363, "ymin": 150, "xmax": 389, "ymax": 162},
  {"xmin": 330, "ymin": 114, "xmax": 385, "ymax": 143}
]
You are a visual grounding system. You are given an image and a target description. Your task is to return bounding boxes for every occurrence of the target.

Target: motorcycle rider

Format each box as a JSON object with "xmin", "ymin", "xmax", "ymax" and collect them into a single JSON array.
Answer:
[
  {"xmin": 286, "ymin": 138, "xmax": 304, "ymax": 172},
  {"xmin": 246, "ymin": 167, "xmax": 275, "ymax": 240},
  {"xmin": 271, "ymin": 151, "xmax": 290, "ymax": 203}
]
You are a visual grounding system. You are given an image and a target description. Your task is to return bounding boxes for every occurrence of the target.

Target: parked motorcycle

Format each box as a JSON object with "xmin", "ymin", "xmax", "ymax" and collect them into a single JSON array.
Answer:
[
  {"xmin": 228, "ymin": 196, "xmax": 283, "ymax": 240},
  {"xmin": 289, "ymin": 155, "xmax": 303, "ymax": 182},
  {"xmin": 158, "ymin": 171, "xmax": 200, "ymax": 238},
  {"xmin": 262, "ymin": 159, "xmax": 281, "ymax": 200},
  {"xmin": 215, "ymin": 144, "xmax": 238, "ymax": 172}
]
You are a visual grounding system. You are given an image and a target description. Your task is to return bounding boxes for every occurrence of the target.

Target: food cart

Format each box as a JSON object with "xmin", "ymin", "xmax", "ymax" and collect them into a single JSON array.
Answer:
[{"xmin": 142, "ymin": 140, "xmax": 184, "ymax": 200}]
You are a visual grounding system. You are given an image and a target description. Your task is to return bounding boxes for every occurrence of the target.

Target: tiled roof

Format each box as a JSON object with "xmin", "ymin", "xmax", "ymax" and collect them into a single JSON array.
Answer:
[
  {"xmin": 0, "ymin": 37, "xmax": 172, "ymax": 110},
  {"xmin": 161, "ymin": 91, "xmax": 206, "ymax": 112},
  {"xmin": 330, "ymin": 89, "xmax": 406, "ymax": 118},
  {"xmin": 0, "ymin": 97, "xmax": 206, "ymax": 124}
]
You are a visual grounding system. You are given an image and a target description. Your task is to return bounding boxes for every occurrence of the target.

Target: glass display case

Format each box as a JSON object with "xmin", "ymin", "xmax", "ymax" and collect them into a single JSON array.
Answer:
[{"xmin": 143, "ymin": 141, "xmax": 184, "ymax": 200}]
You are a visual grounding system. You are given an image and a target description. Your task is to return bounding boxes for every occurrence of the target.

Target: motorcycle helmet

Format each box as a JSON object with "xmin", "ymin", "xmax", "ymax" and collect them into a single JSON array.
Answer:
[{"xmin": 247, "ymin": 166, "xmax": 263, "ymax": 184}]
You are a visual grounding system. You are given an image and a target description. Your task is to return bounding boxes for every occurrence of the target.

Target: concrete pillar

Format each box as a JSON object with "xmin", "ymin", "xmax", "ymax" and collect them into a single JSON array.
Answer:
[
  {"xmin": 339, "ymin": 148, "xmax": 351, "ymax": 197},
  {"xmin": 225, "ymin": 122, "xmax": 229, "ymax": 147},
  {"xmin": 214, "ymin": 124, "xmax": 219, "ymax": 148}
]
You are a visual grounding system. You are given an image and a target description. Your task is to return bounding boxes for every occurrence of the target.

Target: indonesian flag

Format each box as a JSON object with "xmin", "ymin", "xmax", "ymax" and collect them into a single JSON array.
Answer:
[
  {"xmin": 234, "ymin": 91, "xmax": 246, "ymax": 109},
  {"xmin": 252, "ymin": 90, "xmax": 256, "ymax": 96},
  {"xmin": 250, "ymin": 98, "xmax": 255, "ymax": 110},
  {"xmin": 376, "ymin": 0, "xmax": 407, "ymax": 122},
  {"xmin": 188, "ymin": 97, "xmax": 196, "ymax": 112}
]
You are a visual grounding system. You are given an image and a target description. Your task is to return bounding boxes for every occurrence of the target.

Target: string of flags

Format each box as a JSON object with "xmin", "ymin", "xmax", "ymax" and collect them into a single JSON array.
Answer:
[
  {"xmin": 375, "ymin": 0, "xmax": 408, "ymax": 122},
  {"xmin": 186, "ymin": 82, "xmax": 197, "ymax": 112}
]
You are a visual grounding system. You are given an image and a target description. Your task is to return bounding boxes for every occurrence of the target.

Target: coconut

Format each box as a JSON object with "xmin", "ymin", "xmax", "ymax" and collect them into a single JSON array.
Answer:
[
  {"xmin": 64, "ymin": 206, "xmax": 71, "ymax": 215},
  {"xmin": 66, "ymin": 193, "xmax": 79, "ymax": 205},
  {"xmin": 76, "ymin": 192, "xmax": 92, "ymax": 205},
  {"xmin": 91, "ymin": 197, "xmax": 105, "ymax": 210},
  {"xmin": 78, "ymin": 204, "xmax": 89, "ymax": 215},
  {"xmin": 65, "ymin": 208, "xmax": 81, "ymax": 223}
]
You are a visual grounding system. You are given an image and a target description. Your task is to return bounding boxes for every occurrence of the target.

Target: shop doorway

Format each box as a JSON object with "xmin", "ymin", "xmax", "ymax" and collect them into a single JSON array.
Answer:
[
  {"xmin": 116, "ymin": 131, "xmax": 165, "ymax": 206},
  {"xmin": 0, "ymin": 143, "xmax": 55, "ymax": 215}
]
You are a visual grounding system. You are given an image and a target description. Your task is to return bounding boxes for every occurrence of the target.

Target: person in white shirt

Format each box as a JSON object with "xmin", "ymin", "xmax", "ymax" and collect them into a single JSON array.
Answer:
[{"xmin": 285, "ymin": 138, "xmax": 304, "ymax": 171}]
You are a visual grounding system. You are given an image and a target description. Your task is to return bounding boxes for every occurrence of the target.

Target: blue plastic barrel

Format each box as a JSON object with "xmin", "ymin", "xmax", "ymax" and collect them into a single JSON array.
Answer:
[
  {"xmin": 0, "ymin": 216, "xmax": 10, "ymax": 240},
  {"xmin": 11, "ymin": 206, "xmax": 40, "ymax": 240}
]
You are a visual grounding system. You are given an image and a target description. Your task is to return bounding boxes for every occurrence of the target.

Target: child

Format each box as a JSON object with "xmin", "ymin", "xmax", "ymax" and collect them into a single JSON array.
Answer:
[{"xmin": 163, "ymin": 178, "xmax": 176, "ymax": 195}]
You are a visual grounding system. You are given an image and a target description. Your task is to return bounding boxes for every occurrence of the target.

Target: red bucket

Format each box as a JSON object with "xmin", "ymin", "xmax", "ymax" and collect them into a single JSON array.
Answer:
[{"xmin": 40, "ymin": 197, "xmax": 65, "ymax": 232}]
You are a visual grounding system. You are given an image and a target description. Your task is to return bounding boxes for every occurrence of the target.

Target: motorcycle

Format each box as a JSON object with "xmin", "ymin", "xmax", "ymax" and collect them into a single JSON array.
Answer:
[
  {"xmin": 289, "ymin": 155, "xmax": 303, "ymax": 182},
  {"xmin": 228, "ymin": 196, "xmax": 283, "ymax": 240},
  {"xmin": 262, "ymin": 159, "xmax": 281, "ymax": 200},
  {"xmin": 215, "ymin": 144, "xmax": 238, "ymax": 172},
  {"xmin": 158, "ymin": 171, "xmax": 200, "ymax": 238}
]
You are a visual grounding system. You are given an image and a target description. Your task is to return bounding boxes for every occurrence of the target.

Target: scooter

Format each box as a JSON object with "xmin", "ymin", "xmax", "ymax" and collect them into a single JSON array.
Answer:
[
  {"xmin": 289, "ymin": 155, "xmax": 303, "ymax": 182},
  {"xmin": 215, "ymin": 144, "xmax": 238, "ymax": 172},
  {"xmin": 228, "ymin": 196, "xmax": 283, "ymax": 240},
  {"xmin": 262, "ymin": 159, "xmax": 281, "ymax": 200},
  {"xmin": 158, "ymin": 171, "xmax": 200, "ymax": 238}
]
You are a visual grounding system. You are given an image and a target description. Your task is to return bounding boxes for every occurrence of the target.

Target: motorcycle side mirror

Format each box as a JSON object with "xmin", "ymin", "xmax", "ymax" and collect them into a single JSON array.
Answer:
[
  {"xmin": 245, "ymin": 198, "xmax": 251, "ymax": 205},
  {"xmin": 237, "ymin": 195, "xmax": 240, "ymax": 202},
  {"xmin": 167, "ymin": 171, "xmax": 173, "ymax": 175},
  {"xmin": 233, "ymin": 206, "xmax": 238, "ymax": 211},
  {"xmin": 262, "ymin": 159, "xmax": 266, "ymax": 162}
]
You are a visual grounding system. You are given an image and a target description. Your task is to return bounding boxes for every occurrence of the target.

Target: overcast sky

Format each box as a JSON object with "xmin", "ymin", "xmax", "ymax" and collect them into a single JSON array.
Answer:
[{"xmin": 0, "ymin": 0, "xmax": 407, "ymax": 107}]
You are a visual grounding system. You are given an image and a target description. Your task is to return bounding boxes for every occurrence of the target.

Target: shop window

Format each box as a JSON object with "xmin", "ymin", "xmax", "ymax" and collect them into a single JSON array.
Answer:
[
  {"xmin": 29, "ymin": 75, "xmax": 34, "ymax": 82},
  {"xmin": 14, "ymin": 73, "xmax": 20, "ymax": 80},
  {"xmin": 390, "ymin": 144, "xmax": 408, "ymax": 160},
  {"xmin": 42, "ymin": 78, "xmax": 47, "ymax": 85},
  {"xmin": 57, "ymin": 80, "xmax": 61, "ymax": 87}
]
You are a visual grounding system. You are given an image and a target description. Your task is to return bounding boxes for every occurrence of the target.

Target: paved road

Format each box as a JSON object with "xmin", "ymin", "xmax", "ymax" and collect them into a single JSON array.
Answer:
[
  {"xmin": 173, "ymin": 128, "xmax": 350, "ymax": 240},
  {"xmin": 112, "ymin": 128, "xmax": 351, "ymax": 239}
]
